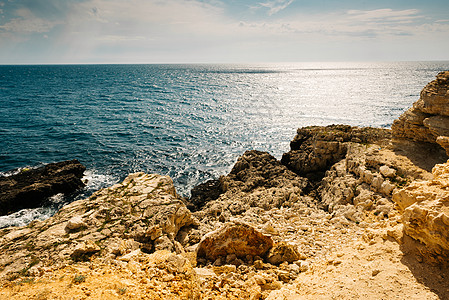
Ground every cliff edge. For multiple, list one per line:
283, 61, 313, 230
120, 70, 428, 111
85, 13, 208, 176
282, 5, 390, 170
392, 71, 449, 154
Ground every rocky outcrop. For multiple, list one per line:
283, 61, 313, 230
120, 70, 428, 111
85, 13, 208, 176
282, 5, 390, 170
281, 125, 390, 178
0, 160, 86, 216
194, 150, 309, 229
223, 150, 308, 194
392, 71, 449, 154
392, 161, 449, 258
0, 172, 198, 277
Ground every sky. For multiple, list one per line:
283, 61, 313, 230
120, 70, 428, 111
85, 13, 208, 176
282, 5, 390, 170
0, 0, 448, 64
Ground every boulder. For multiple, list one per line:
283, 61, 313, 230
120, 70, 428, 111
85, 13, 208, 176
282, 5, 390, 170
70, 240, 101, 261
65, 216, 87, 231
196, 150, 309, 223
0, 160, 86, 215
196, 222, 273, 261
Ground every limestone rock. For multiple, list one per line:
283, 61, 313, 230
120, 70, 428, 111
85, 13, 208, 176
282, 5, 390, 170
392, 160, 449, 256
437, 136, 449, 154
281, 125, 390, 177
0, 172, 197, 277
266, 242, 303, 265
391, 107, 434, 143
224, 150, 308, 194
71, 240, 100, 260
379, 165, 396, 178
415, 71, 449, 116
196, 222, 273, 261
0, 160, 86, 215
392, 71, 449, 155
195, 150, 309, 228
66, 216, 87, 231
423, 115, 449, 137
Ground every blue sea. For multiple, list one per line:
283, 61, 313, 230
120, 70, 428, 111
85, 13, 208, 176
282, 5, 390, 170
1, 62, 449, 227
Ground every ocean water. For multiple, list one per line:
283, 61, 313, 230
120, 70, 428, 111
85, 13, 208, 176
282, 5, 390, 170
1, 61, 449, 227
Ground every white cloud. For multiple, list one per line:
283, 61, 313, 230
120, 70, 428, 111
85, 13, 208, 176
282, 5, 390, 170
236, 8, 433, 39
0, 8, 59, 33
346, 9, 422, 25
0, 1, 448, 63
259, 0, 294, 16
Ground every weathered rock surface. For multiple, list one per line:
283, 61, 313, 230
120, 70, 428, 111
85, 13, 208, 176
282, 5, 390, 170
415, 71, 449, 116
281, 125, 391, 178
392, 160, 449, 257
196, 222, 273, 262
193, 150, 310, 237
393, 71, 449, 154
1, 249, 201, 299
266, 242, 302, 265
224, 150, 308, 194
0, 172, 197, 277
0, 160, 86, 215
188, 179, 223, 211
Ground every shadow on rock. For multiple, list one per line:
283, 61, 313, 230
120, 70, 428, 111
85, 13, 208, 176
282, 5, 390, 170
392, 139, 448, 173
399, 235, 449, 300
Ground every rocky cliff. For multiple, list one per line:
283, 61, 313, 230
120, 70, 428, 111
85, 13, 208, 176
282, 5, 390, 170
392, 71, 449, 154
1, 74, 449, 299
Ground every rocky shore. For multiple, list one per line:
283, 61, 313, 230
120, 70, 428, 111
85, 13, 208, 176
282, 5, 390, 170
1, 72, 449, 299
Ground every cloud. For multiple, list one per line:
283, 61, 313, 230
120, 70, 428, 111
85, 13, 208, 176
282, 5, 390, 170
259, 0, 294, 16
346, 9, 422, 24
0, 1, 448, 63
236, 8, 434, 39
0, 8, 59, 33
97, 35, 147, 42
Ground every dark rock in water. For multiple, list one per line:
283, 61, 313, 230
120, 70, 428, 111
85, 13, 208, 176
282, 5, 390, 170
281, 125, 390, 178
189, 179, 223, 211
0, 160, 86, 216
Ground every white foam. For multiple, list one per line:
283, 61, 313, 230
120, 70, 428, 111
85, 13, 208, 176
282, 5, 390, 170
81, 170, 118, 195
0, 169, 119, 229
0, 164, 44, 177
0, 206, 56, 228
49, 193, 65, 204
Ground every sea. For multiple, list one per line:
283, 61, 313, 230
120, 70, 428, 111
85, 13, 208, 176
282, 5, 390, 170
1, 61, 449, 228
